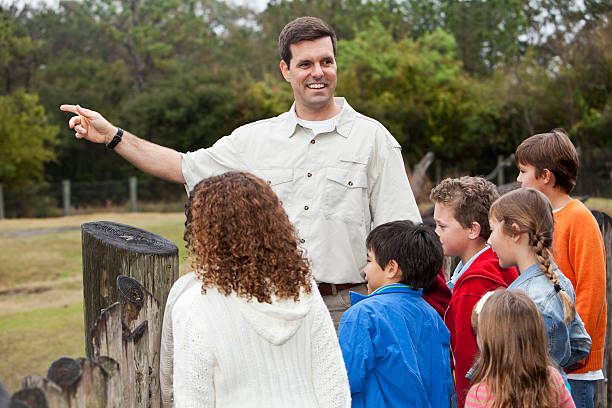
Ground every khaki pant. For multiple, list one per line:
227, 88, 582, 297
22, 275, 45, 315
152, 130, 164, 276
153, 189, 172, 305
321, 283, 368, 331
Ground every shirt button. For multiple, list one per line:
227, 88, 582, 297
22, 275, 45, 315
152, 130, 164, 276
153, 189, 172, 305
299, 238, 305, 243
310, 139, 315, 144
348, 181, 353, 186
304, 205, 309, 211
307, 172, 312, 177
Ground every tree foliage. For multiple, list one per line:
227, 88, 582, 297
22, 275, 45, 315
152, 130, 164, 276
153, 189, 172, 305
0, 91, 58, 187
0, 0, 610, 188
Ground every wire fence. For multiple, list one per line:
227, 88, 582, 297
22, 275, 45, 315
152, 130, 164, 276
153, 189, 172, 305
0, 149, 610, 219
1, 178, 187, 218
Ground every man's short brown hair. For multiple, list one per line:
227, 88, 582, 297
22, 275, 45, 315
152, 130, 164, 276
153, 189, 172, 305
515, 128, 578, 194
278, 16, 337, 67
430, 176, 499, 240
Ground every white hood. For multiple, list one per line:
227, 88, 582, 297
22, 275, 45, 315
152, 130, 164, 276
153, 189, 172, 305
231, 286, 314, 345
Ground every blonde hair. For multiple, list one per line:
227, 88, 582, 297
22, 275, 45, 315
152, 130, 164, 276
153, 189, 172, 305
489, 188, 575, 324
471, 290, 558, 408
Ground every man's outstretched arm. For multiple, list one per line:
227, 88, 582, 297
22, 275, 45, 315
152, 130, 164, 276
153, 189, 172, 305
60, 104, 185, 184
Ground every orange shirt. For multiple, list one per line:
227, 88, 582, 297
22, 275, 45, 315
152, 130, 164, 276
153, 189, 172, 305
553, 199, 607, 373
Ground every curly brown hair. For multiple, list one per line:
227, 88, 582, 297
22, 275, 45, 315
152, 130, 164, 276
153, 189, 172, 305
184, 171, 312, 303
429, 176, 499, 240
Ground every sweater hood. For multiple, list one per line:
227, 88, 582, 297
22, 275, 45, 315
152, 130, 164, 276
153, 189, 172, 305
453, 247, 518, 292
231, 285, 314, 345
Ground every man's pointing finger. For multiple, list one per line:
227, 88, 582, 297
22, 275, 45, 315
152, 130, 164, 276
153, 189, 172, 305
59, 104, 78, 113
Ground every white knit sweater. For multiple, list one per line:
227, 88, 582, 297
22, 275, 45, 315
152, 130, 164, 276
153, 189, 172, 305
160, 272, 351, 408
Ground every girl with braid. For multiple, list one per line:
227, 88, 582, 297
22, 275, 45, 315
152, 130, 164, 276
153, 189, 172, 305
487, 187, 591, 380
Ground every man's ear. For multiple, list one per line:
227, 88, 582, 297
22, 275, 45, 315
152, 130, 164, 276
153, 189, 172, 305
280, 60, 291, 82
468, 221, 482, 240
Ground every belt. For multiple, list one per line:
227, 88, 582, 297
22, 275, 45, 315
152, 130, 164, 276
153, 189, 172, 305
317, 282, 364, 297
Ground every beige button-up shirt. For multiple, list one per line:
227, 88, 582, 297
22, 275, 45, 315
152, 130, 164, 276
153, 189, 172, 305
181, 98, 421, 284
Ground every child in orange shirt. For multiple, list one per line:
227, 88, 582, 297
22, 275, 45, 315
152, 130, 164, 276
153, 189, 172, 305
515, 128, 606, 408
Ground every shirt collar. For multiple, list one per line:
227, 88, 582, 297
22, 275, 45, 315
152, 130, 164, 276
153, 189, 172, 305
349, 283, 422, 306
510, 259, 559, 285
281, 97, 355, 138
447, 245, 490, 292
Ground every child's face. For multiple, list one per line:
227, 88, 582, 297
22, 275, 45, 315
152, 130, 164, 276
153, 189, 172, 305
517, 163, 545, 191
487, 217, 517, 268
433, 203, 471, 258
363, 249, 386, 294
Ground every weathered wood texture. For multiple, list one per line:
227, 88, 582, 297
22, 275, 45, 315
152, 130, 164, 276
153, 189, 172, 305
12, 276, 165, 407
9, 221, 179, 407
81, 221, 178, 358
593, 210, 611, 408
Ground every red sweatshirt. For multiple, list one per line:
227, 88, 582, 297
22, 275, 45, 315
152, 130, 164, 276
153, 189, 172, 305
423, 269, 452, 320
444, 247, 518, 408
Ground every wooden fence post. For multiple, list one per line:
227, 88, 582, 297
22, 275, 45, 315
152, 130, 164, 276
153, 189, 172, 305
497, 155, 504, 186
11, 223, 179, 407
81, 221, 179, 359
62, 180, 71, 216
129, 177, 137, 213
593, 210, 611, 408
0, 184, 4, 219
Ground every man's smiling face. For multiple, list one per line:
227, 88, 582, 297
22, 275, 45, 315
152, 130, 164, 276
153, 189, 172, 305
280, 36, 337, 118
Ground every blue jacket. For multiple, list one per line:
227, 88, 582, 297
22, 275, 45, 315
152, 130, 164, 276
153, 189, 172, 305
508, 262, 591, 370
338, 284, 453, 408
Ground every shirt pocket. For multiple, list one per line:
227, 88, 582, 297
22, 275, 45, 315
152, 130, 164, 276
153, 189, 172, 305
253, 169, 294, 205
323, 166, 368, 224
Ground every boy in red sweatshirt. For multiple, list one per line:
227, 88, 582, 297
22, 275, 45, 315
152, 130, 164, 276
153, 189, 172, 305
430, 176, 518, 408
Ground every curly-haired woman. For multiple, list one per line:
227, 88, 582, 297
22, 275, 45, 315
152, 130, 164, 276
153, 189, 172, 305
160, 171, 350, 408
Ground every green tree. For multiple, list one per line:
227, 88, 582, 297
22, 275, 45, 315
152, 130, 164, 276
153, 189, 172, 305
0, 91, 58, 187
442, 0, 531, 75
337, 21, 502, 172
0, 7, 45, 93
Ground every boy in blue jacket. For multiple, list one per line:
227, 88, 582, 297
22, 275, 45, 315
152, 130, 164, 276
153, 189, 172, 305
339, 220, 453, 408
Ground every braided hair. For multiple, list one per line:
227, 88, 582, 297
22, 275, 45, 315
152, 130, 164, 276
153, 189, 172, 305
489, 188, 576, 324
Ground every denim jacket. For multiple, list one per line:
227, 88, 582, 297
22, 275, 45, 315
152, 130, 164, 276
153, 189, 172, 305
508, 262, 591, 369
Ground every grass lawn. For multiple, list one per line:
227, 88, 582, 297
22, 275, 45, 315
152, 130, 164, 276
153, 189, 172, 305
585, 196, 612, 214
0, 212, 190, 393
0, 302, 85, 391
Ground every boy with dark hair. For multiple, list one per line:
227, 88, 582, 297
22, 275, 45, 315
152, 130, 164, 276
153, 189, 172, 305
338, 220, 453, 408
430, 176, 518, 408
516, 128, 606, 408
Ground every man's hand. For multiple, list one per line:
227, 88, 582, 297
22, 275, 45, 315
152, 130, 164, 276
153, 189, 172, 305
59, 104, 117, 145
